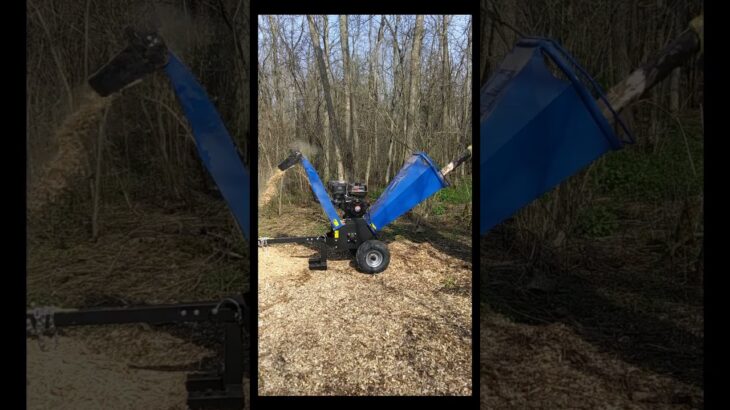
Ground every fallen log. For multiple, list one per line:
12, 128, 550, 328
602, 15, 703, 117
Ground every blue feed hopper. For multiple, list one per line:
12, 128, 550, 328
364, 152, 449, 232
480, 38, 632, 235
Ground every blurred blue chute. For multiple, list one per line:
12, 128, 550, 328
480, 38, 633, 235
165, 52, 250, 240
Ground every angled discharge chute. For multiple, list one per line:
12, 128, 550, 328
301, 156, 344, 230
89, 28, 251, 241
164, 53, 251, 240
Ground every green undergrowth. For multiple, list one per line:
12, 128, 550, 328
593, 111, 703, 201
570, 111, 704, 238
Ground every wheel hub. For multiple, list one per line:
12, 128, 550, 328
366, 250, 383, 268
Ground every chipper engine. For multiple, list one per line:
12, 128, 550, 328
259, 145, 472, 274
27, 26, 250, 409
327, 180, 369, 219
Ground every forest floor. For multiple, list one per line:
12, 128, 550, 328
480, 201, 704, 409
481, 110, 704, 409
257, 202, 473, 395
26, 199, 250, 410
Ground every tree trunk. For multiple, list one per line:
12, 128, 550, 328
441, 15, 451, 133
91, 107, 110, 240
462, 18, 473, 178
339, 15, 358, 178
268, 16, 284, 139
405, 15, 425, 160
370, 18, 385, 184
308, 15, 346, 180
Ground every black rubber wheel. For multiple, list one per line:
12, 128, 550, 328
355, 240, 390, 274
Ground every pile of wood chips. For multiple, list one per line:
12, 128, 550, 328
258, 239, 472, 396
27, 325, 212, 410
481, 312, 703, 409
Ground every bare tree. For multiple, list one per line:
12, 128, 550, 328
405, 15, 425, 161
308, 15, 346, 180
260, 15, 472, 204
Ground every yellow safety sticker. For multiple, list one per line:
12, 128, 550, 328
370, 222, 376, 230
333, 219, 340, 227
334, 230, 339, 239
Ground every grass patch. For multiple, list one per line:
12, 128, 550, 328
442, 275, 458, 290
199, 265, 246, 294
370, 176, 472, 206
436, 176, 472, 204
575, 205, 619, 238
593, 112, 703, 201
432, 203, 446, 216
370, 186, 385, 200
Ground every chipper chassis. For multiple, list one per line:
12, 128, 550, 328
260, 217, 388, 273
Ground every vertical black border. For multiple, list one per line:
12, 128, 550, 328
249, 0, 260, 404
250, 1, 478, 409
472, 2, 480, 406
19, 0, 29, 408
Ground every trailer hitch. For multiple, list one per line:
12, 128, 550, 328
259, 235, 330, 270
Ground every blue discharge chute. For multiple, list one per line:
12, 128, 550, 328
365, 152, 449, 232
480, 38, 633, 235
164, 52, 250, 240
300, 156, 344, 230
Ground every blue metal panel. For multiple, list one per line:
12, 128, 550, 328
300, 156, 344, 230
164, 52, 250, 240
365, 152, 448, 232
480, 38, 632, 235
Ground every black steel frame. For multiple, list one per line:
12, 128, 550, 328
26, 293, 250, 409
259, 217, 377, 270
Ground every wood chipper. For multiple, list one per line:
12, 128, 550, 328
27, 27, 250, 409
480, 37, 634, 235
259, 146, 472, 274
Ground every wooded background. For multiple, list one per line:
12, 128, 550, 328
481, 0, 704, 278
27, 0, 249, 239
258, 15, 472, 204
27, 0, 251, 304
480, 3, 704, 406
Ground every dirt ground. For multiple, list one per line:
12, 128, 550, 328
257, 204, 473, 396
27, 202, 250, 409
27, 326, 209, 410
480, 212, 704, 409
